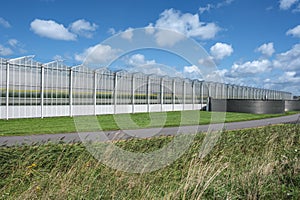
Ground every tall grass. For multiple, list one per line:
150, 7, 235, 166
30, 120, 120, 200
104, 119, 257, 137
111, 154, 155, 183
1, 124, 299, 199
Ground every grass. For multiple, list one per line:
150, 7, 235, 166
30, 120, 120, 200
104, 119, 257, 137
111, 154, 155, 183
0, 111, 298, 136
0, 124, 299, 199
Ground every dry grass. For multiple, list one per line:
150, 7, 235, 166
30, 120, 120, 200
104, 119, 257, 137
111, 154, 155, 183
0, 124, 299, 199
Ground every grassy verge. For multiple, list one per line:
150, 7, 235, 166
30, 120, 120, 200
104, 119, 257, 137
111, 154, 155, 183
0, 124, 299, 199
0, 111, 298, 136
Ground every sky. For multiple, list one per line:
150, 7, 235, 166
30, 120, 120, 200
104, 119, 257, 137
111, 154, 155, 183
0, 0, 300, 95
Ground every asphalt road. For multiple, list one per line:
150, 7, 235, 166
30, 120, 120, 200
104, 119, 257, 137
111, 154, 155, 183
1, 113, 299, 147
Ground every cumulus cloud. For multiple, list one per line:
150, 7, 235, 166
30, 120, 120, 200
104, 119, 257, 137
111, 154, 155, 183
30, 18, 98, 40
273, 43, 300, 71
279, 0, 298, 10
122, 54, 183, 77
127, 54, 155, 66
30, 19, 77, 41
183, 65, 203, 80
198, 57, 215, 67
145, 23, 155, 35
121, 28, 134, 40
154, 29, 185, 47
110, 8, 221, 47
155, 9, 220, 40
0, 17, 11, 28
286, 25, 300, 37
75, 44, 122, 65
256, 42, 275, 57
69, 19, 98, 38
229, 59, 272, 77
210, 42, 233, 60
205, 69, 228, 82
183, 65, 201, 74
147, 8, 221, 47
0, 44, 13, 56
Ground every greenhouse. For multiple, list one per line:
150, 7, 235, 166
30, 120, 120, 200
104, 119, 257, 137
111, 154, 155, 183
0, 56, 293, 119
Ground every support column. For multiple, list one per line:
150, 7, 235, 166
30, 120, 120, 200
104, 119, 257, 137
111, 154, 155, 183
160, 77, 164, 112
40, 64, 44, 118
183, 80, 186, 111
6, 62, 9, 120
201, 82, 204, 110
147, 76, 150, 112
192, 81, 195, 110
131, 74, 135, 113
172, 79, 175, 111
93, 71, 97, 116
113, 72, 118, 114
69, 69, 73, 117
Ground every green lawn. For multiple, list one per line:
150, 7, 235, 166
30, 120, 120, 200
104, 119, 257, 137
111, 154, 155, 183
0, 111, 297, 136
1, 124, 299, 199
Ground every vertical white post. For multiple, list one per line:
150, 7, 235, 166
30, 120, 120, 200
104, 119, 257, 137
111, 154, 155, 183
172, 79, 175, 111
201, 82, 204, 109
41, 64, 44, 118
183, 80, 185, 111
6, 62, 9, 120
147, 76, 150, 112
114, 72, 118, 114
215, 83, 218, 99
160, 77, 164, 112
93, 71, 97, 116
69, 69, 73, 117
131, 74, 135, 113
192, 81, 195, 110
227, 85, 230, 99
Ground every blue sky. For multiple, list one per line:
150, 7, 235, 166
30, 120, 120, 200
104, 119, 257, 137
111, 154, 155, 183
0, 0, 300, 95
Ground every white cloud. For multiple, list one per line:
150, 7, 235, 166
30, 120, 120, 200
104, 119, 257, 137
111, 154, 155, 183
0, 44, 13, 56
205, 69, 228, 82
210, 42, 233, 60
199, 0, 234, 13
155, 9, 220, 40
183, 65, 201, 74
108, 28, 116, 35
198, 56, 216, 67
286, 25, 300, 37
273, 43, 300, 71
279, 71, 300, 83
256, 42, 275, 57
0, 17, 11, 28
8, 39, 18, 47
154, 29, 185, 47
229, 59, 272, 77
183, 65, 204, 80
75, 44, 122, 65
199, 4, 214, 14
127, 54, 156, 66
69, 19, 98, 38
279, 0, 298, 10
121, 27, 134, 40
53, 55, 64, 61
123, 54, 183, 77
30, 19, 77, 41
145, 23, 155, 35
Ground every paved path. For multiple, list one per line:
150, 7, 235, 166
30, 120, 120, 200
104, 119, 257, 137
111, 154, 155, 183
1, 113, 299, 147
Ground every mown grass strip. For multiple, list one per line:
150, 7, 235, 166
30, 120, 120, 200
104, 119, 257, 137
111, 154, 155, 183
0, 111, 297, 136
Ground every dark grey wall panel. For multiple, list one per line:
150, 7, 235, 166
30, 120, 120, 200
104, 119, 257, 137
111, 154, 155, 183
210, 99, 285, 114
285, 100, 300, 111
